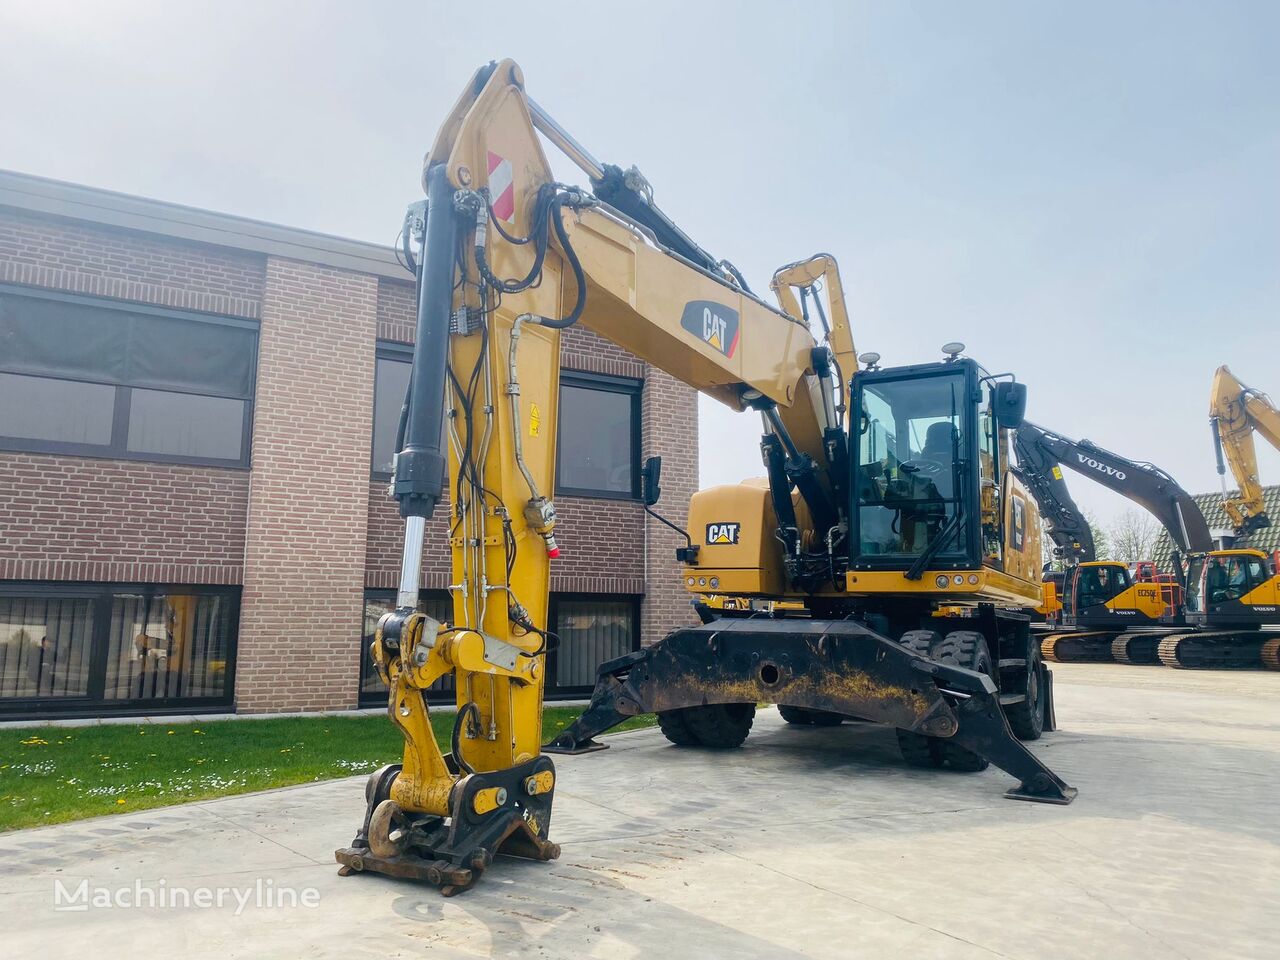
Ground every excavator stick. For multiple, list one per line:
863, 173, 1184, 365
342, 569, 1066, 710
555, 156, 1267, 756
546, 618, 1076, 805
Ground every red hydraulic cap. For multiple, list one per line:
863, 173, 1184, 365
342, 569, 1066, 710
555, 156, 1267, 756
547, 546, 561, 559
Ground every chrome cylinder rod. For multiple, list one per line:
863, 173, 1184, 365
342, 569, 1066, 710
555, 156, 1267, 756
397, 515, 426, 609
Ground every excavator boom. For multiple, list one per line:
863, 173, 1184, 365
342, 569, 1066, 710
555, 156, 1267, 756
1015, 421, 1214, 556
1210, 365, 1280, 535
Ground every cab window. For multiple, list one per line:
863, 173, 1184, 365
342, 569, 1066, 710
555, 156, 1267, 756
855, 371, 967, 559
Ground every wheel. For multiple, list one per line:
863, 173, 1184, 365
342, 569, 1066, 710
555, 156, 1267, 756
656, 708, 700, 746
895, 728, 943, 767
932, 631, 991, 772
895, 630, 944, 766
778, 705, 844, 726
679, 703, 756, 748
898, 629, 943, 658
1004, 634, 1045, 742
368, 799, 409, 859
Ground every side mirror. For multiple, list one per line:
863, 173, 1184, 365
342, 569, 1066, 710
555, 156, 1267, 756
994, 381, 1027, 429
641, 456, 662, 507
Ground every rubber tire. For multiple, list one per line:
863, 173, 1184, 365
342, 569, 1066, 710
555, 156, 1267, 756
932, 631, 991, 772
936, 630, 993, 770
661, 704, 755, 748
656, 708, 700, 746
1004, 635, 1045, 742
895, 630, 945, 767
778, 704, 844, 726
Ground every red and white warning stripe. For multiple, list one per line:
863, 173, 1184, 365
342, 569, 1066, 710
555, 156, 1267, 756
487, 150, 515, 224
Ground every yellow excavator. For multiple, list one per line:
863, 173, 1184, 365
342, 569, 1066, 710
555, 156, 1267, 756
334, 60, 1074, 896
1210, 365, 1279, 536
1170, 365, 1280, 669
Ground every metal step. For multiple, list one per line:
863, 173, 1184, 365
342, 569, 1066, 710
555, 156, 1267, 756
998, 658, 1027, 669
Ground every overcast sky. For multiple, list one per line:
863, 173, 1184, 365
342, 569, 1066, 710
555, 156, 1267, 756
3, 1, 1277, 530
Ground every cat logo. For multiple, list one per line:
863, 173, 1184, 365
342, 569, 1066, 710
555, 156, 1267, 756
706, 522, 741, 545
680, 301, 741, 358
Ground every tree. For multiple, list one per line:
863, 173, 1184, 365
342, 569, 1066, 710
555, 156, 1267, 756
1084, 510, 1112, 561
1109, 508, 1159, 563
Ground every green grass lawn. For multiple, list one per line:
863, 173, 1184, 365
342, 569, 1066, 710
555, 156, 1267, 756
0, 706, 655, 832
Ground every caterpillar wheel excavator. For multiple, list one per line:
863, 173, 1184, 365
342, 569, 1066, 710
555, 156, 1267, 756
334, 60, 1075, 897
1014, 421, 1280, 669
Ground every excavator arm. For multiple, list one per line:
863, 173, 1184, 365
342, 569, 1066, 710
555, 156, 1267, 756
1014, 421, 1214, 557
1010, 430, 1096, 563
1210, 365, 1280, 535
335, 60, 853, 893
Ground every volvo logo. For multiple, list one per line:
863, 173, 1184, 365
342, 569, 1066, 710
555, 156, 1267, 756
1076, 454, 1126, 480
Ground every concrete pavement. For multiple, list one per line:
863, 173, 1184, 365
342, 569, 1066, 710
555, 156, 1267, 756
2, 664, 1277, 959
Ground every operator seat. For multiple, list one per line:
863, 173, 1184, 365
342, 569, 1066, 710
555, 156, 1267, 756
921, 421, 958, 498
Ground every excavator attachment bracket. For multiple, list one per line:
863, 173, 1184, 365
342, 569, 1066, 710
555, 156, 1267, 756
336, 755, 560, 896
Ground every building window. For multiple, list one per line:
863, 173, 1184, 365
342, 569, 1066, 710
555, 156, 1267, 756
360, 590, 453, 705
0, 583, 239, 717
556, 371, 641, 499
0, 286, 256, 467
359, 592, 639, 703
548, 595, 640, 693
371, 346, 413, 477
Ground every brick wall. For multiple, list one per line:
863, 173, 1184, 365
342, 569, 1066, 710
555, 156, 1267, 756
0, 454, 248, 584
0, 209, 264, 318
0, 200, 700, 717
0, 210, 262, 588
234, 258, 376, 713
642, 368, 700, 645
375, 277, 416, 343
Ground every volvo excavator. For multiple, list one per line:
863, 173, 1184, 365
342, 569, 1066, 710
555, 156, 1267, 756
1014, 422, 1280, 669
334, 60, 1075, 896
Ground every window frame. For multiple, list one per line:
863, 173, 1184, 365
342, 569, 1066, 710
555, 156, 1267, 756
849, 361, 982, 572
0, 285, 257, 469
0, 581, 240, 719
554, 370, 643, 501
359, 590, 641, 704
359, 588, 454, 706
370, 341, 415, 480
546, 593, 642, 697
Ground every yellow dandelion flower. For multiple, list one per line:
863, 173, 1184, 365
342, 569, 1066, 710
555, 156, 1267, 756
116, 798, 127, 805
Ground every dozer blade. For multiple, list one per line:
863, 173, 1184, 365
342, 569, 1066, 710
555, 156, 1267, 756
546, 618, 1076, 805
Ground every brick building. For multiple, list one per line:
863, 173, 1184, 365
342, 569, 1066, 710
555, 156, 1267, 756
0, 170, 698, 719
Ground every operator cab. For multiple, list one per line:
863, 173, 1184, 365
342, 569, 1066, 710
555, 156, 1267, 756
1069, 561, 1130, 613
850, 353, 1023, 573
1185, 550, 1277, 626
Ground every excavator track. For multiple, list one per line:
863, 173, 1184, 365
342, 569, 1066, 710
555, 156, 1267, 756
1261, 637, 1280, 671
1110, 632, 1165, 665
1156, 632, 1266, 669
1041, 631, 1115, 663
